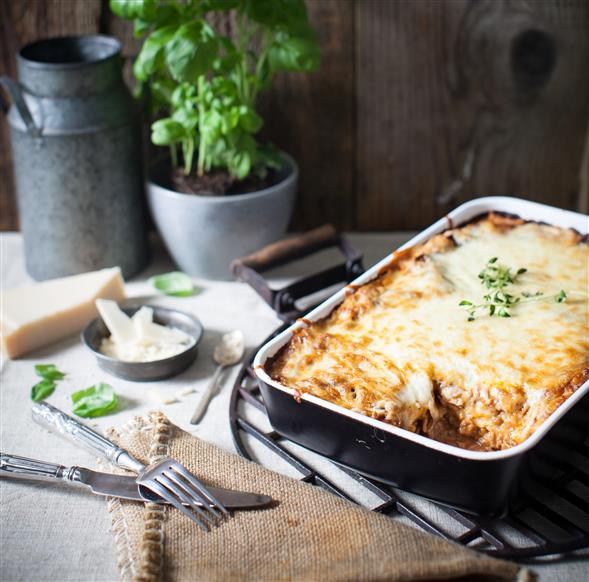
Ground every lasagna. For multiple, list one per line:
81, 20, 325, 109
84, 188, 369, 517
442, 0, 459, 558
267, 213, 589, 451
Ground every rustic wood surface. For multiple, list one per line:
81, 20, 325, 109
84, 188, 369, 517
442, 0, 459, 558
1, 0, 588, 232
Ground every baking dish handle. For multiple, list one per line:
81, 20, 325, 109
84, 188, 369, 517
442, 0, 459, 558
231, 224, 364, 321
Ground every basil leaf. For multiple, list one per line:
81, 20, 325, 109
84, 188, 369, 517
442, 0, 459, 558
268, 34, 320, 72
151, 118, 186, 146
228, 150, 252, 180
31, 379, 56, 402
149, 272, 195, 297
134, 18, 152, 38
245, 0, 308, 29
35, 364, 66, 381
202, 0, 241, 11
110, 0, 156, 20
239, 107, 263, 133
133, 25, 177, 81
256, 144, 283, 172
71, 383, 119, 418
165, 21, 219, 82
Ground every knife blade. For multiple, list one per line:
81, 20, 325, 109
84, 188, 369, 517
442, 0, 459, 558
75, 467, 272, 508
0, 452, 273, 510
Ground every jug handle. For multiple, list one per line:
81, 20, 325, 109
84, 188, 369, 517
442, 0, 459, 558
0, 76, 42, 138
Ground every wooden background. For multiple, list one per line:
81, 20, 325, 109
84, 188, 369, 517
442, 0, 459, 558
1, 0, 588, 232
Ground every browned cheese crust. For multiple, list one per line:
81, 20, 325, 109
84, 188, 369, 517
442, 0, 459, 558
267, 213, 589, 451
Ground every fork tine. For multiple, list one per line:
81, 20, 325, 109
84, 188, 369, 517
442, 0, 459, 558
148, 479, 209, 531
165, 468, 224, 521
158, 473, 218, 526
172, 463, 230, 515
162, 469, 222, 523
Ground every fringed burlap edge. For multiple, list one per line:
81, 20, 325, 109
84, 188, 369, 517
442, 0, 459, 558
102, 412, 171, 582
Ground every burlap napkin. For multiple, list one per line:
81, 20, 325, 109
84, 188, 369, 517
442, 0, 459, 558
103, 412, 532, 582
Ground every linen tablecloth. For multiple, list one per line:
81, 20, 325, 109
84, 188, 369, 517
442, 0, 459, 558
1, 232, 586, 581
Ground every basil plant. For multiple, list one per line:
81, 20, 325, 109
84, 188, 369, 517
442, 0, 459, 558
110, 0, 320, 181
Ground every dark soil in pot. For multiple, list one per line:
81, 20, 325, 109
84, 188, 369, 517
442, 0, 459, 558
171, 167, 280, 196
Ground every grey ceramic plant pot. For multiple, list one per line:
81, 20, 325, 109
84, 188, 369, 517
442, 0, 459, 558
147, 154, 298, 280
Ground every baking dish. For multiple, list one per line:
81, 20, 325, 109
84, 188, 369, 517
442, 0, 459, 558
251, 197, 589, 515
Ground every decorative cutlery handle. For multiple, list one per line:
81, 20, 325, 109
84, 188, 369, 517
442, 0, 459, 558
31, 401, 144, 473
0, 452, 74, 482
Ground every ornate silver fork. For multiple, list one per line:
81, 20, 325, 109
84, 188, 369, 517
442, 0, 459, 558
31, 401, 228, 530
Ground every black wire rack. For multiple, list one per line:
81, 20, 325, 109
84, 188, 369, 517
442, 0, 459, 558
229, 327, 589, 562
229, 228, 588, 563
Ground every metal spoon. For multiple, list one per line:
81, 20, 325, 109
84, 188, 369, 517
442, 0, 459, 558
190, 330, 245, 424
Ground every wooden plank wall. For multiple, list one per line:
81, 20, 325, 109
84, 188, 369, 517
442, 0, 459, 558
1, 0, 588, 232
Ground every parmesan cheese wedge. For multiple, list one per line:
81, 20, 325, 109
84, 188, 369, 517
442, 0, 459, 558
1, 267, 125, 359
97, 300, 192, 362
96, 298, 135, 344
130, 305, 188, 344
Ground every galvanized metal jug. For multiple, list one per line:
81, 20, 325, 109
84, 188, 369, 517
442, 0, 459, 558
1, 35, 149, 280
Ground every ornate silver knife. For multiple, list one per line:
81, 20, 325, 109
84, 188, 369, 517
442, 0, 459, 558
0, 453, 273, 509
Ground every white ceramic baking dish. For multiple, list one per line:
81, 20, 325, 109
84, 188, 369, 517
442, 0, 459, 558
252, 197, 589, 514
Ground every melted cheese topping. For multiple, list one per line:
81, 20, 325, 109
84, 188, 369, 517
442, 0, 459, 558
268, 214, 589, 451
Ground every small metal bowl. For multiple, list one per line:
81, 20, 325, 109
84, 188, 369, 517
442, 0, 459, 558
82, 305, 203, 382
